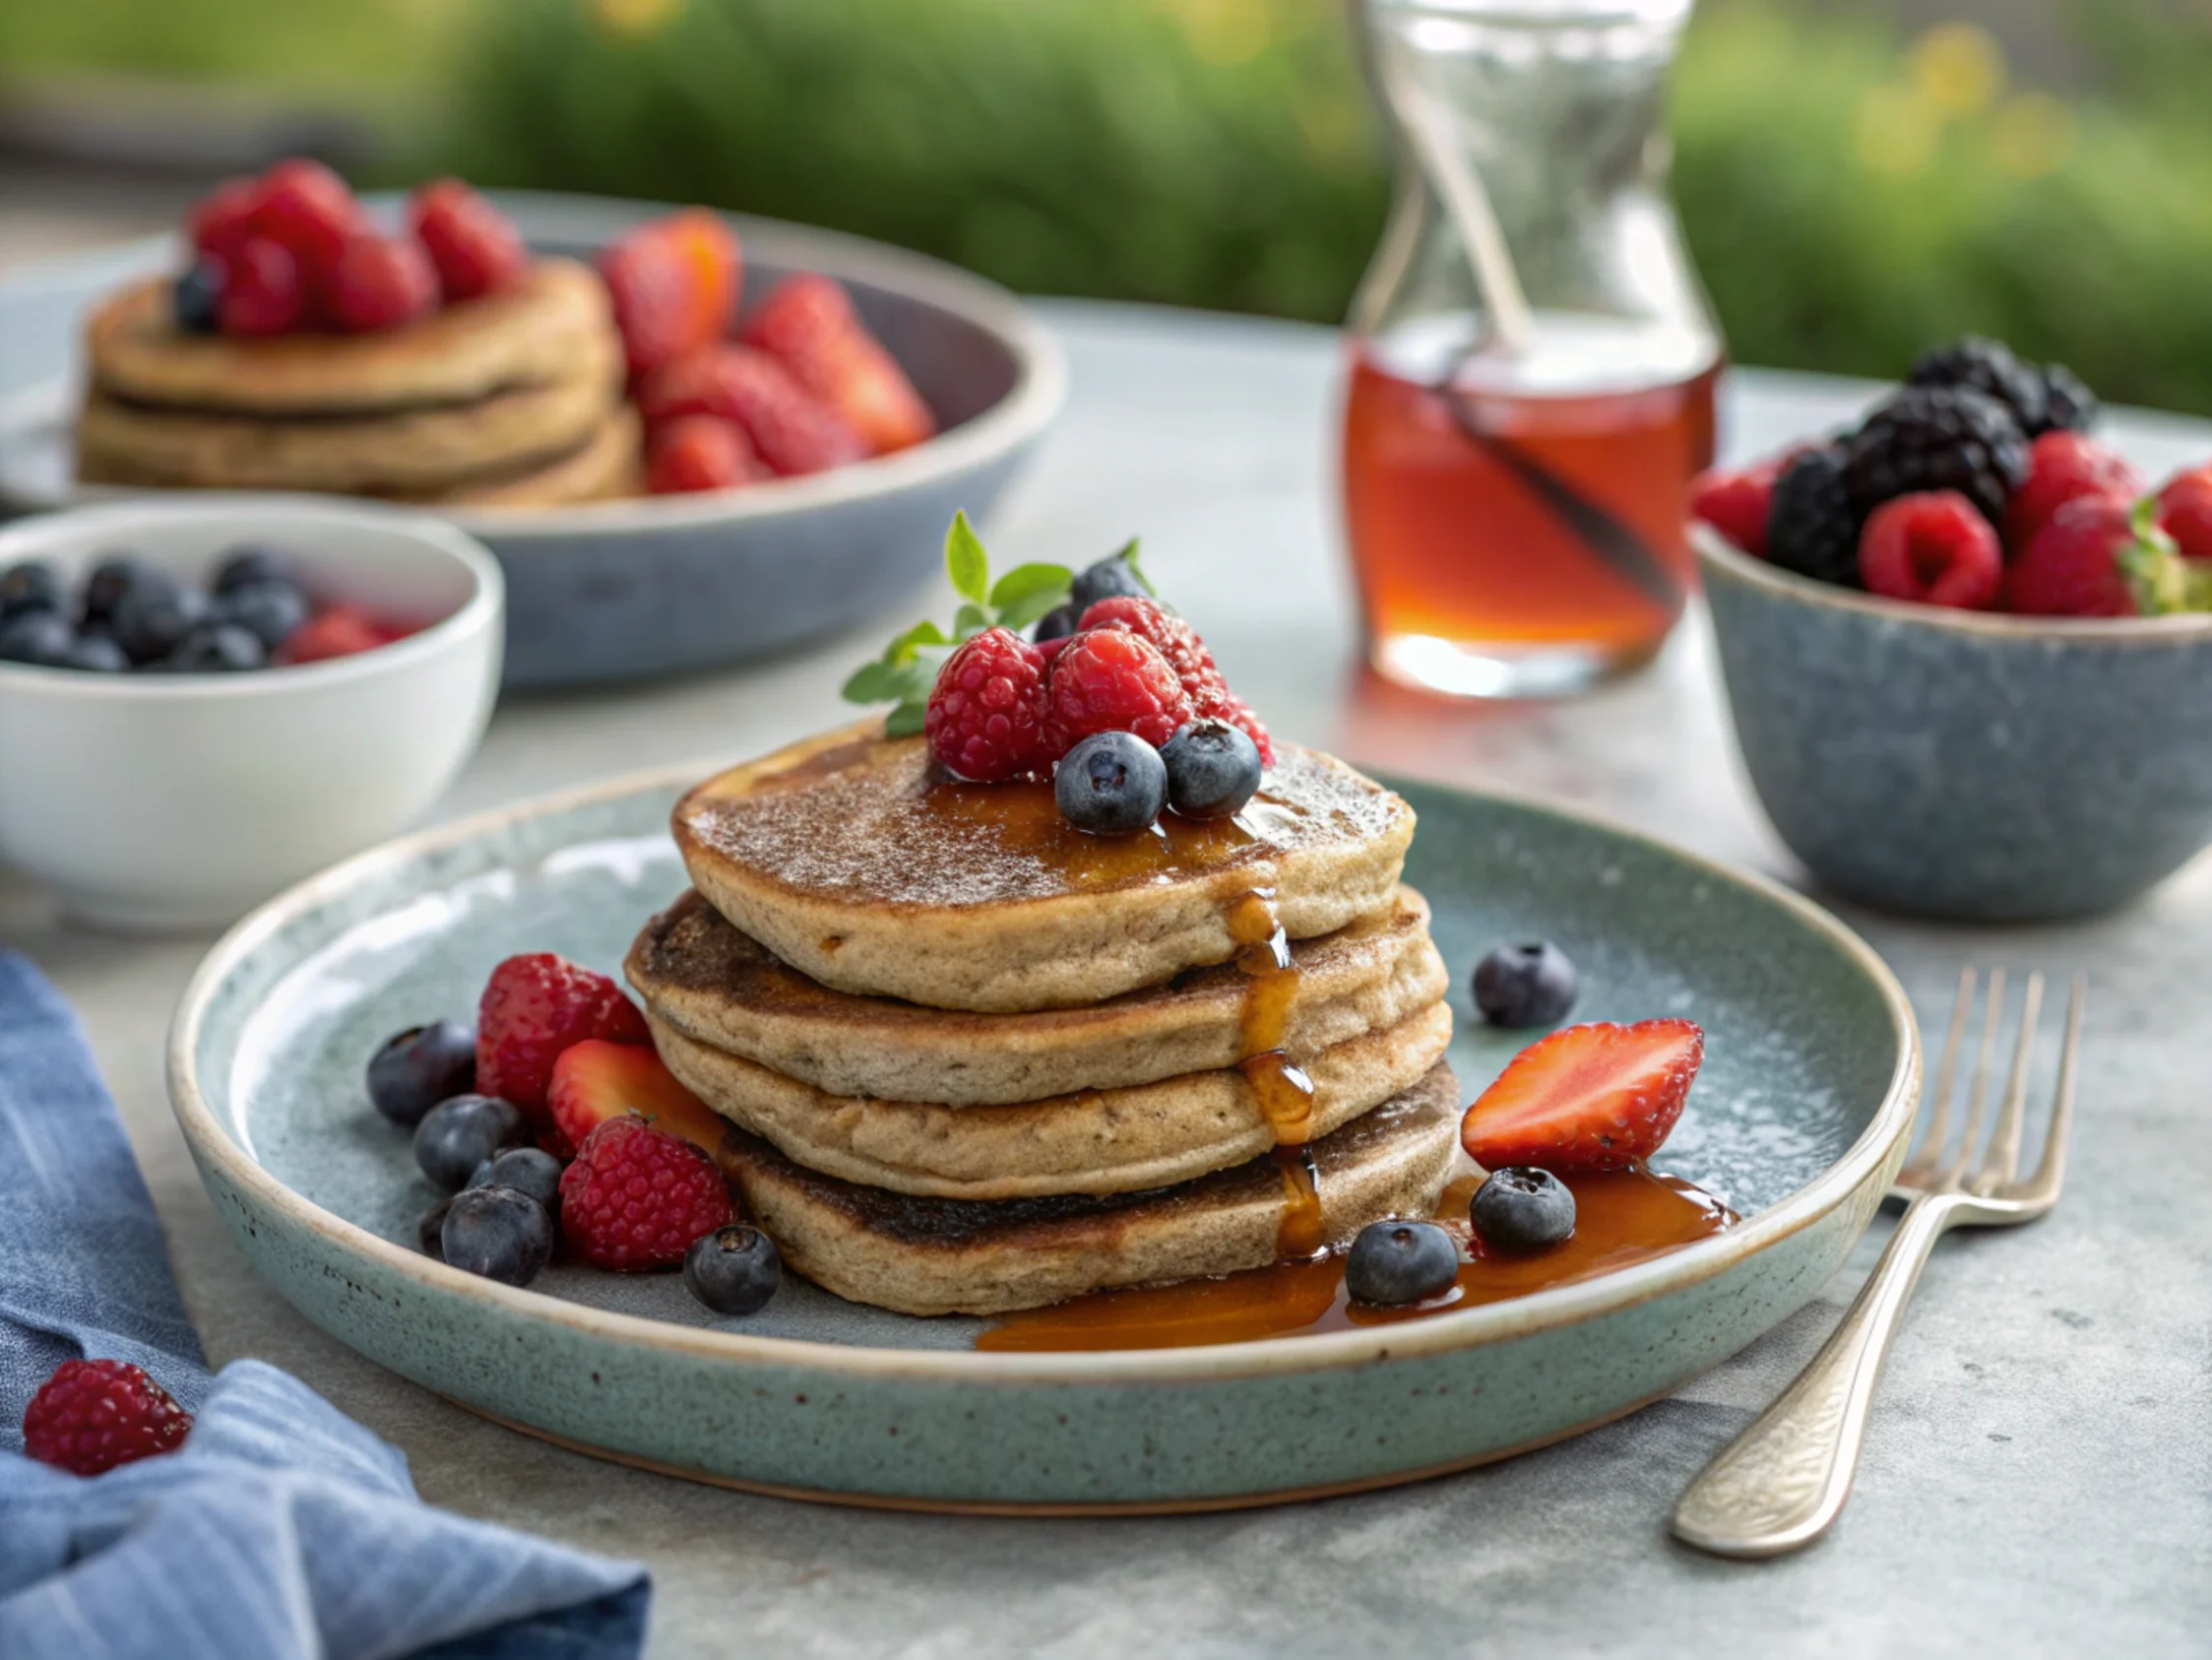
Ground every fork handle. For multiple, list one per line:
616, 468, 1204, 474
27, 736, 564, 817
1672, 1191, 1965, 1558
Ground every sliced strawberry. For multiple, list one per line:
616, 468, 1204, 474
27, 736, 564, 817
739, 273, 935, 456
476, 953, 650, 1126
548, 1040, 729, 1163
1461, 1019, 1704, 1174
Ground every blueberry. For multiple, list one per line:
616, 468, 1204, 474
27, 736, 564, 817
218, 581, 310, 651
212, 544, 291, 596
113, 580, 209, 665
173, 259, 224, 334
412, 1093, 529, 1191
1344, 1219, 1460, 1307
1472, 941, 1578, 1028
683, 1224, 782, 1315
81, 555, 156, 627
1160, 719, 1262, 819
0, 610, 74, 667
62, 632, 131, 673
1068, 548, 1146, 611
1054, 730, 1168, 835
366, 1019, 478, 1127
467, 1146, 563, 1214
1470, 1167, 1576, 1253
440, 1185, 554, 1287
418, 1197, 454, 1259
0, 560, 61, 621
1032, 603, 1079, 643
164, 621, 266, 673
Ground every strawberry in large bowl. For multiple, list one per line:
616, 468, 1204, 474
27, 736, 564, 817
1691, 338, 2212, 920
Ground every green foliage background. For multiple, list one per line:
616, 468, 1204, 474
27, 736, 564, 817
9, 0, 2212, 413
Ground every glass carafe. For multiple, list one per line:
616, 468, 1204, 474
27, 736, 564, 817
1341, 0, 1721, 698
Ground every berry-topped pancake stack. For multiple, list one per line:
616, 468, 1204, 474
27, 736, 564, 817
622, 522, 1463, 1315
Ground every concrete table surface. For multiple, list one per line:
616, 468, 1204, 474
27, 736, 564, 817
3, 302, 2207, 1657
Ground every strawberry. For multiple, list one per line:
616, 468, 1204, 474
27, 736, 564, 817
475, 952, 650, 1125
2155, 467, 2212, 563
548, 1039, 729, 1164
1460, 1019, 1704, 1174
2004, 496, 2142, 617
2001, 431, 2144, 553
276, 604, 389, 665
739, 273, 935, 456
599, 210, 741, 381
635, 344, 862, 477
645, 413, 769, 494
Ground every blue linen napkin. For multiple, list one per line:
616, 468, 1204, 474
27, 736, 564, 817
0, 948, 652, 1660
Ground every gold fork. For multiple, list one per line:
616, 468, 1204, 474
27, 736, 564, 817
1672, 969, 2084, 1559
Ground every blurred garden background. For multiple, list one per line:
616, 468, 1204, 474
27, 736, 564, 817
4, 0, 2210, 410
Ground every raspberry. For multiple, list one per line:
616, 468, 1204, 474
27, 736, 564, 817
1076, 595, 1227, 704
251, 158, 363, 279
1207, 692, 1273, 765
323, 233, 438, 333
408, 179, 528, 302
218, 238, 307, 338
2156, 468, 2212, 562
1045, 625, 1194, 755
2004, 496, 2139, 617
23, 1359, 192, 1476
1689, 455, 1787, 557
1857, 491, 2002, 610
2002, 431, 2144, 552
636, 345, 862, 477
188, 176, 264, 267
477, 952, 651, 1124
559, 1116, 733, 1271
600, 210, 741, 381
275, 604, 390, 665
924, 625, 1051, 782
646, 414, 768, 494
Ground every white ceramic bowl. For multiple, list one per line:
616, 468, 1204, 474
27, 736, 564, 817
0, 498, 502, 931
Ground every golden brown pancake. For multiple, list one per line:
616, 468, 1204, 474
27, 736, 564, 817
649, 999, 1452, 1199
73, 331, 619, 492
81, 259, 615, 415
626, 886, 1449, 1105
673, 726, 1417, 1014
720, 1063, 1461, 1316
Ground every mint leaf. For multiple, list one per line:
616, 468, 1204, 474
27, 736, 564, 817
842, 658, 912, 704
945, 510, 989, 604
989, 562, 1071, 610
993, 587, 1070, 631
952, 602, 991, 638
884, 699, 928, 738
882, 619, 949, 664
1113, 537, 1155, 597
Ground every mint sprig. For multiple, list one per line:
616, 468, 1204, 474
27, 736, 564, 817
2118, 496, 2211, 616
841, 513, 1150, 736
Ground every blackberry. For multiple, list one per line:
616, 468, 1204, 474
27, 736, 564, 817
1907, 337, 2049, 437
1765, 447, 1862, 587
2040, 363, 2098, 434
1843, 387, 2028, 527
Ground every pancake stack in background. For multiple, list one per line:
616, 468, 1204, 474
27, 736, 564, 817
76, 259, 638, 507
625, 725, 1462, 1317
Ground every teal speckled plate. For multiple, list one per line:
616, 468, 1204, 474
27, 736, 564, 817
168, 766, 1918, 1513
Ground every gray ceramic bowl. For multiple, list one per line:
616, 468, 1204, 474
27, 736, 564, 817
1697, 523, 2212, 921
0, 192, 1067, 690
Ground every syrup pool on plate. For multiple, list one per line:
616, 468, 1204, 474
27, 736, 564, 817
1342, 311, 1720, 698
976, 1163, 1735, 1353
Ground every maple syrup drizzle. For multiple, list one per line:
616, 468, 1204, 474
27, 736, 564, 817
1224, 888, 1323, 1257
975, 1163, 1737, 1352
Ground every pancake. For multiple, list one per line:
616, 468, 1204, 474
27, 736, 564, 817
650, 998, 1452, 1199
82, 258, 616, 415
627, 886, 1449, 1105
673, 726, 1417, 1014
74, 330, 619, 492
720, 1062, 1461, 1316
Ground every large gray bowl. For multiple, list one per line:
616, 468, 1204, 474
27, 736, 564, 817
0, 192, 1066, 689
1698, 524, 2212, 921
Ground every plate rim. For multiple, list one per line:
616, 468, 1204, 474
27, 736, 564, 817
167, 755, 1921, 1385
0, 192, 1069, 541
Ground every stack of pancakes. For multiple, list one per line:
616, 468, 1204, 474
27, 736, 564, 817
626, 726, 1462, 1316
75, 259, 638, 506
